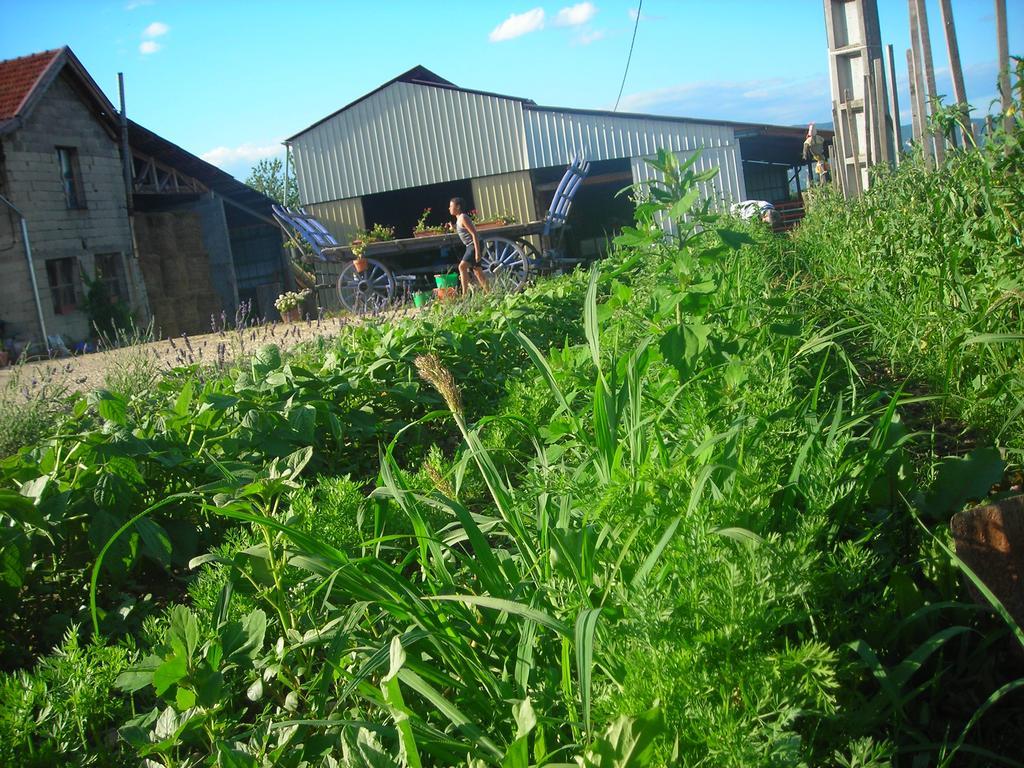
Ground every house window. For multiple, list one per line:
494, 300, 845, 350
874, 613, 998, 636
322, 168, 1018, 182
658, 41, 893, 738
94, 253, 127, 303
45, 257, 78, 314
56, 147, 86, 209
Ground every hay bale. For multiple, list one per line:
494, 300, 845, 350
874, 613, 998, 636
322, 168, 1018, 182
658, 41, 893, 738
186, 255, 213, 291
161, 257, 191, 296
172, 212, 205, 253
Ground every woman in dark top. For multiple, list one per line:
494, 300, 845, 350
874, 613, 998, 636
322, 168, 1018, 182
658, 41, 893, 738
449, 197, 488, 295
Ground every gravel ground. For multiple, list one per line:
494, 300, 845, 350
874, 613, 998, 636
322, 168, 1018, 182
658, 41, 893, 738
0, 314, 373, 399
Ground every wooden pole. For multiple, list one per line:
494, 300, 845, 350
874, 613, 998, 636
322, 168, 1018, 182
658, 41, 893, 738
832, 100, 849, 198
863, 72, 877, 167
907, 48, 922, 144
913, 0, 945, 163
887, 44, 904, 163
908, 1, 933, 168
872, 58, 892, 165
938, 0, 971, 145
844, 88, 864, 196
995, 0, 1011, 134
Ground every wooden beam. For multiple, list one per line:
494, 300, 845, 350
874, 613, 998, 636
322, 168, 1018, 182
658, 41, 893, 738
938, 0, 971, 145
995, 0, 1011, 134
831, 100, 848, 198
843, 89, 864, 196
873, 57, 891, 165
908, 0, 933, 168
913, 0, 945, 163
907, 48, 922, 144
887, 44, 904, 162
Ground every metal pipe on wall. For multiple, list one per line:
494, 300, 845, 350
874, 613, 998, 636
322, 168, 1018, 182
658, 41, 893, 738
0, 193, 50, 355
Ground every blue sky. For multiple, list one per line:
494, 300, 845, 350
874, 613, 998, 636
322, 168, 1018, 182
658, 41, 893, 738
1, 0, 1021, 179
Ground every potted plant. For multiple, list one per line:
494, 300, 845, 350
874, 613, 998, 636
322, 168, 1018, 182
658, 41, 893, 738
349, 239, 368, 272
350, 223, 396, 270
274, 289, 311, 322
471, 209, 516, 230
414, 208, 448, 238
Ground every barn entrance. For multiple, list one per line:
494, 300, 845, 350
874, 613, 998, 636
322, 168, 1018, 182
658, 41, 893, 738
361, 178, 475, 239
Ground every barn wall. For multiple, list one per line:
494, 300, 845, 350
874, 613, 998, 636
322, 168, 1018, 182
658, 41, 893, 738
470, 171, 537, 227
291, 82, 527, 204
303, 197, 365, 243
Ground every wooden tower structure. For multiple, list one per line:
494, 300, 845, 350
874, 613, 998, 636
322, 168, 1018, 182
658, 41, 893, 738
823, 0, 895, 197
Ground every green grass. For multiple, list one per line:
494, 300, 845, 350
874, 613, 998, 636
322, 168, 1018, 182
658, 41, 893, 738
1, 70, 1023, 766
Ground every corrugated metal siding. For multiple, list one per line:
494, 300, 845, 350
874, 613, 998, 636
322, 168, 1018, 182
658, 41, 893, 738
524, 108, 737, 168
630, 145, 746, 232
630, 147, 746, 208
304, 198, 365, 243
470, 171, 538, 225
292, 82, 527, 204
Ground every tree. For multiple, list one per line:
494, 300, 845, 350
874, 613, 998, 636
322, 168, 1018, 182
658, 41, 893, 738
245, 156, 299, 207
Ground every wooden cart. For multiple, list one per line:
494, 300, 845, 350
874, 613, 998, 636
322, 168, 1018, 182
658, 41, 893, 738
273, 156, 590, 313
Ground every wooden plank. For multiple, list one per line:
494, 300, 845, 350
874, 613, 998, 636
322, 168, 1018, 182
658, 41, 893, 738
876, 57, 892, 166
843, 90, 864, 196
913, 0, 945, 163
938, 0, 971, 145
863, 73, 876, 167
908, 0, 933, 168
995, 0, 1011, 134
887, 44, 904, 163
907, 48, 922, 144
831, 100, 848, 198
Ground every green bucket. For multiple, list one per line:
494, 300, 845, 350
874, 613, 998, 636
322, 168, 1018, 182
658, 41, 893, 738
434, 273, 459, 289
413, 290, 432, 308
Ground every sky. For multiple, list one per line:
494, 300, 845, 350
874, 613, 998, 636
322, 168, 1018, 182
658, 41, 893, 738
1, 0, 1021, 180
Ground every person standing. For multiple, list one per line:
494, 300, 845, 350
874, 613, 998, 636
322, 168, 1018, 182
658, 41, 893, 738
449, 197, 488, 295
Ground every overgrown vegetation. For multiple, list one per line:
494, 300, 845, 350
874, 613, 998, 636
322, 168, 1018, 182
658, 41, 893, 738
1, 65, 1022, 766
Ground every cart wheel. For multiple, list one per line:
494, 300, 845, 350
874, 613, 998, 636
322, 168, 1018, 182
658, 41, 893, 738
516, 238, 543, 275
336, 258, 395, 313
479, 235, 529, 289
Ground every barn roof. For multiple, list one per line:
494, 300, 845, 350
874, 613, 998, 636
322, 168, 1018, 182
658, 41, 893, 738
286, 65, 535, 142
128, 119, 278, 222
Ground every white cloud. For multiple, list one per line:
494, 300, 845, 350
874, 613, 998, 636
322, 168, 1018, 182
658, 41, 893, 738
575, 29, 606, 45
139, 41, 161, 54
617, 76, 833, 125
201, 142, 283, 169
143, 21, 169, 37
489, 8, 545, 42
555, 2, 597, 26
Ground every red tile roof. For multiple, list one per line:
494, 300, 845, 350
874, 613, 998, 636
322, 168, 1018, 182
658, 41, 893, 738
0, 48, 63, 121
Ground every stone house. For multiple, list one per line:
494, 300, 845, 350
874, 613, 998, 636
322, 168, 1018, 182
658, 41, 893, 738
0, 47, 144, 351
0, 47, 288, 355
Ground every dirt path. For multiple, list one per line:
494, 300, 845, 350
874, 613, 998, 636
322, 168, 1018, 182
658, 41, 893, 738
0, 314, 371, 398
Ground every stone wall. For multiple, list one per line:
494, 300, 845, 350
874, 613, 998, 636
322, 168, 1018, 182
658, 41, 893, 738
0, 71, 143, 350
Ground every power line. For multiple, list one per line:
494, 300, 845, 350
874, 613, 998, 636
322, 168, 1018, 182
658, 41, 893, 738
613, 0, 643, 112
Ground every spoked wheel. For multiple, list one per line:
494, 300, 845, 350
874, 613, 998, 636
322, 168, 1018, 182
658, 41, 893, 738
479, 236, 530, 289
336, 258, 395, 313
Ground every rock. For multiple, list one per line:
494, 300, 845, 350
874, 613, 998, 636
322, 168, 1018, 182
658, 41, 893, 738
950, 494, 1024, 630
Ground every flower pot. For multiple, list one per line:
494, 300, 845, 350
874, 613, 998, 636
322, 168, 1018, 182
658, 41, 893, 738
280, 307, 301, 323
353, 257, 369, 273
474, 221, 505, 230
415, 230, 445, 238
434, 286, 458, 301
413, 290, 432, 308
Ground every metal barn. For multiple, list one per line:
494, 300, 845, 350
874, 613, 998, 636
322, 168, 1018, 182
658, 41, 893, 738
287, 66, 822, 261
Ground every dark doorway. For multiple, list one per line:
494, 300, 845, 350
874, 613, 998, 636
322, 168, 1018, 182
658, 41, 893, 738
361, 178, 475, 239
